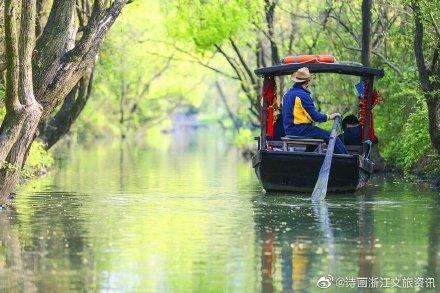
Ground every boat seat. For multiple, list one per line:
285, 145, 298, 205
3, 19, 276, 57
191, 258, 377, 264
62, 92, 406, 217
346, 145, 363, 154
281, 136, 325, 153
267, 141, 284, 148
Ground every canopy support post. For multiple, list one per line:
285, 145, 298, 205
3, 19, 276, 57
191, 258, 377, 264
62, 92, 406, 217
260, 97, 267, 150
362, 76, 374, 155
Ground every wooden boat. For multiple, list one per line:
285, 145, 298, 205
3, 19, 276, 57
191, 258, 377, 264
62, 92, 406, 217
252, 61, 384, 193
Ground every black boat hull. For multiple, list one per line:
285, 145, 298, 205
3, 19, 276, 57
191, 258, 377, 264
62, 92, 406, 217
252, 151, 372, 193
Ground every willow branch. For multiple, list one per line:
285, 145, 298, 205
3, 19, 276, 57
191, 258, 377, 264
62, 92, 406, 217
229, 38, 257, 85
346, 45, 403, 76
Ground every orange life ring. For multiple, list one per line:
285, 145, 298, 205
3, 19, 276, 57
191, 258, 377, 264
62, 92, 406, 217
282, 54, 336, 64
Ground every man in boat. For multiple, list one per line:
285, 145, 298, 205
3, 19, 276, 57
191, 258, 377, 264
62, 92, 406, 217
282, 67, 347, 154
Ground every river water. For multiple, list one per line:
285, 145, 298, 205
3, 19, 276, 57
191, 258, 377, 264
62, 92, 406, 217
1, 129, 439, 292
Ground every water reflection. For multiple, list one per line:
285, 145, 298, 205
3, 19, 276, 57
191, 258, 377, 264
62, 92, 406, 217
0, 128, 439, 291
254, 196, 331, 291
427, 196, 440, 280
311, 202, 336, 276
0, 210, 36, 292
0, 192, 98, 291
357, 195, 375, 281
253, 187, 440, 291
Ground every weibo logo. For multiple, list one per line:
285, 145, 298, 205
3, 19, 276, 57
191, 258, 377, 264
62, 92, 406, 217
316, 275, 333, 289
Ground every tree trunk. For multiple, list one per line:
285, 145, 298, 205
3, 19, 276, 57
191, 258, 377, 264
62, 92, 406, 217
33, 0, 77, 99
0, 0, 129, 203
40, 65, 94, 149
0, 111, 27, 164
0, 0, 24, 165
0, 104, 42, 204
264, 0, 284, 97
412, 1, 440, 154
427, 97, 440, 153
0, 0, 43, 205
119, 70, 126, 139
361, 0, 372, 66
264, 0, 280, 66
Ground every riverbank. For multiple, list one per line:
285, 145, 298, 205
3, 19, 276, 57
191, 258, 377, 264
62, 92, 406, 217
22, 141, 54, 178
0, 141, 54, 208
382, 149, 440, 188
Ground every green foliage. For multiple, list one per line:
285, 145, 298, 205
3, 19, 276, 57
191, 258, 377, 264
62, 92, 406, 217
399, 107, 431, 170
75, 110, 117, 142
1, 162, 19, 172
373, 67, 439, 175
234, 128, 255, 149
165, 0, 261, 50
382, 102, 431, 171
75, 0, 216, 142
0, 105, 5, 121
0, 141, 53, 180
22, 141, 54, 178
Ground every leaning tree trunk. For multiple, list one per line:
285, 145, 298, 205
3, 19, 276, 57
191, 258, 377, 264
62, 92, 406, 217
40, 64, 94, 149
0, 0, 23, 165
0, 0, 43, 205
0, 112, 27, 164
0, 105, 42, 199
0, 0, 129, 205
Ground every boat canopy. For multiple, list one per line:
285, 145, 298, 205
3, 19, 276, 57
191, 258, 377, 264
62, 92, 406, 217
255, 63, 384, 78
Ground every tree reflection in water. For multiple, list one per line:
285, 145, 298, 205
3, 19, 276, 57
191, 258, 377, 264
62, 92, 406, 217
0, 193, 97, 292
0, 210, 36, 292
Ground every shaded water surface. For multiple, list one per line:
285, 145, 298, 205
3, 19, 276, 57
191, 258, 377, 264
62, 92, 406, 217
1, 129, 439, 292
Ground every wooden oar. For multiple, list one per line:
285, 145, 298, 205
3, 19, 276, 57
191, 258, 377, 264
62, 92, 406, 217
311, 116, 341, 201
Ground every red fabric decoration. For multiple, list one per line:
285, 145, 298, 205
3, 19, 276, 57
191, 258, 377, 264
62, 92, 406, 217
358, 79, 380, 143
260, 76, 277, 140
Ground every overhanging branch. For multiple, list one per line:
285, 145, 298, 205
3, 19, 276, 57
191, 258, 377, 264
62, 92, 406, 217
346, 45, 403, 76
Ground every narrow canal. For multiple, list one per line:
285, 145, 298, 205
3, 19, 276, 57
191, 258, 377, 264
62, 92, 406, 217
1, 128, 439, 291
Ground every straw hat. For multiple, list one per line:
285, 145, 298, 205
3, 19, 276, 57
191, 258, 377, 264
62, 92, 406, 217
291, 67, 314, 83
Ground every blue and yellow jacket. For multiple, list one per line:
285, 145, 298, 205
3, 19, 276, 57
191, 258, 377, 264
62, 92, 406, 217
282, 84, 328, 135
